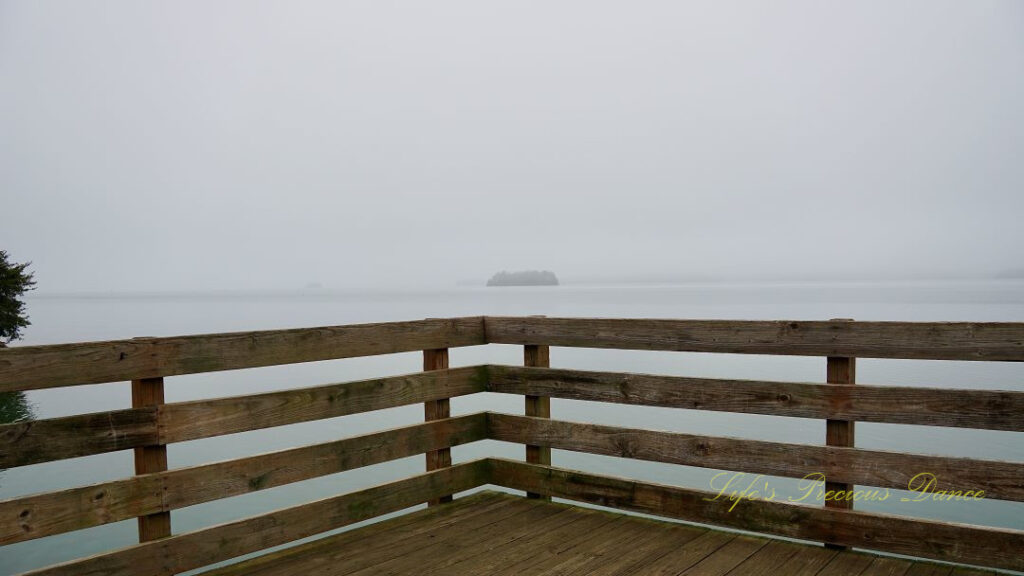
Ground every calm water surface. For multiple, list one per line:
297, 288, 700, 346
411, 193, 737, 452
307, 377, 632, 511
2, 281, 1023, 574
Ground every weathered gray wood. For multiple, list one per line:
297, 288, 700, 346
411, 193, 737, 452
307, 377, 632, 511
483, 317, 1024, 361
21, 460, 489, 576
0, 415, 487, 545
161, 365, 489, 443
0, 407, 158, 468
488, 459, 1024, 571
486, 414, 1024, 501
485, 366, 1024, 431
0, 317, 486, 392
131, 377, 170, 546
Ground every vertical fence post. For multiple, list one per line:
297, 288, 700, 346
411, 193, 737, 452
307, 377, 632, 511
825, 318, 855, 550
423, 348, 452, 506
131, 376, 171, 543
524, 343, 551, 500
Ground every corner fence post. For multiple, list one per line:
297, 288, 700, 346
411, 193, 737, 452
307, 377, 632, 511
131, 376, 171, 543
524, 343, 551, 500
423, 348, 452, 506
825, 318, 855, 550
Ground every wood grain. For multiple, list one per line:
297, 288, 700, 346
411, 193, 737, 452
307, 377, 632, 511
187, 492, 998, 576
130, 377, 170, 545
486, 414, 1023, 501
483, 317, 1024, 361
488, 459, 1024, 571
20, 460, 490, 576
0, 317, 486, 392
0, 408, 158, 468
200, 492, 521, 576
486, 365, 1024, 431
0, 367, 489, 467
524, 343, 551, 500
423, 348, 452, 506
161, 365, 488, 443
825, 349, 855, 550
0, 415, 486, 545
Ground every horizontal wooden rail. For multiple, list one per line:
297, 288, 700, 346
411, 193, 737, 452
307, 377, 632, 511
4, 315, 1022, 575
7, 364, 1019, 468
488, 459, 1024, 572
0, 317, 486, 392
8, 316, 1024, 394
11, 410, 1019, 546
21, 460, 490, 576
0, 414, 487, 544
487, 413, 1024, 501
0, 366, 489, 467
0, 408, 159, 467
484, 316, 1024, 361
486, 365, 1024, 431
161, 366, 487, 443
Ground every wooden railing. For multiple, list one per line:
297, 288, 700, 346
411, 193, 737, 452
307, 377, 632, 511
0, 316, 1022, 574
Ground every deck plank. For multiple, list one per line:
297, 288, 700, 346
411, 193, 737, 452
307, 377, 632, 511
520, 517, 659, 575
817, 553, 876, 576
312, 496, 544, 576
775, 545, 839, 576
904, 564, 954, 576
346, 497, 571, 575
204, 491, 525, 576
724, 540, 803, 575
489, 512, 645, 575
412, 505, 587, 575
679, 536, 769, 576
584, 521, 707, 575
860, 556, 914, 576
438, 504, 621, 574
198, 491, 1001, 576
630, 530, 740, 575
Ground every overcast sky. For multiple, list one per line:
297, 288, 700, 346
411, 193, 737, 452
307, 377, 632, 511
2, 1, 1022, 292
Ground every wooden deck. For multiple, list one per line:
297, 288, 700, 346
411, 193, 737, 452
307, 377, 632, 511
4, 317, 1021, 575
204, 492, 996, 576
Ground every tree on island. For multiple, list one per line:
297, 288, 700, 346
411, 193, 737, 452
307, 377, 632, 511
487, 270, 559, 286
0, 250, 36, 345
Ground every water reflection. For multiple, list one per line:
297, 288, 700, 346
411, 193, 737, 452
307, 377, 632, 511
0, 391, 34, 424
0, 391, 35, 484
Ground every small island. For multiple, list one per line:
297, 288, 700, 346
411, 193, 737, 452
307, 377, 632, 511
486, 270, 559, 287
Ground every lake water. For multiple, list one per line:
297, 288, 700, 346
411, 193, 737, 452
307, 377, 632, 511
2, 281, 1023, 574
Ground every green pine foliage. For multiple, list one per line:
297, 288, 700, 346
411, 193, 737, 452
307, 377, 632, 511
0, 250, 36, 344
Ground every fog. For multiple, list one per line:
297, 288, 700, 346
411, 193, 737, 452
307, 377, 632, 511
2, 1, 1022, 292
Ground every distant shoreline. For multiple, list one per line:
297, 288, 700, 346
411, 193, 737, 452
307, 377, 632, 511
487, 270, 559, 287
24, 276, 1024, 298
